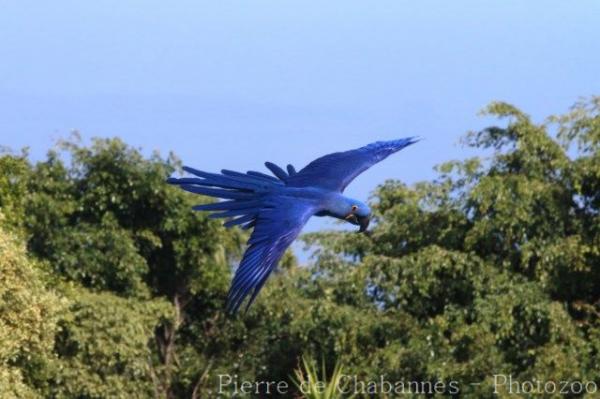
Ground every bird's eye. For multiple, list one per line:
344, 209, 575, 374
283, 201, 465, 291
351, 205, 358, 212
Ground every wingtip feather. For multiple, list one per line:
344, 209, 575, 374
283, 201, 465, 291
403, 136, 422, 145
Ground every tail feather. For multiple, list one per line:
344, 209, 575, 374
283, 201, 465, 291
178, 185, 253, 200
246, 170, 281, 182
264, 162, 289, 181
168, 165, 288, 229
223, 214, 256, 228
182, 167, 270, 191
209, 208, 261, 219
221, 169, 283, 185
192, 200, 262, 212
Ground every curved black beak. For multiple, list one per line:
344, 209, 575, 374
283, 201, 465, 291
345, 213, 370, 233
358, 215, 370, 233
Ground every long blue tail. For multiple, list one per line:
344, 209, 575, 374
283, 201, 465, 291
167, 164, 292, 229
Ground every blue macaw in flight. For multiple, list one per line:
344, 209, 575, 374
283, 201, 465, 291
168, 138, 418, 313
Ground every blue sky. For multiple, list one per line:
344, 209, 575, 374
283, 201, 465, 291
1, 1, 599, 249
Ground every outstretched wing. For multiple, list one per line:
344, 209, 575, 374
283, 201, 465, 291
226, 196, 316, 313
168, 167, 316, 313
286, 137, 419, 192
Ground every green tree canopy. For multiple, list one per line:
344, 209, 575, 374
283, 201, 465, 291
0, 98, 598, 398
0, 220, 64, 399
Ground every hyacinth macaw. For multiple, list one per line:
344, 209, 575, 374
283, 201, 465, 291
168, 138, 418, 313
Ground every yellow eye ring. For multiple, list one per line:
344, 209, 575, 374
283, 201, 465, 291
351, 205, 358, 212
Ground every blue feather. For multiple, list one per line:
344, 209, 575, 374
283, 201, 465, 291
182, 169, 266, 191
246, 170, 281, 182
223, 213, 256, 228
264, 162, 289, 181
229, 246, 264, 289
179, 185, 253, 200
192, 200, 261, 211
182, 166, 208, 177
222, 169, 284, 185
227, 248, 264, 310
241, 221, 256, 230
208, 208, 258, 219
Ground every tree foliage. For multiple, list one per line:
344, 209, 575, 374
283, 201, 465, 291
0, 220, 64, 399
298, 98, 600, 397
0, 99, 598, 398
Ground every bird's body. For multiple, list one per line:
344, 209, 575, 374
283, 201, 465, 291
252, 185, 365, 216
168, 138, 418, 313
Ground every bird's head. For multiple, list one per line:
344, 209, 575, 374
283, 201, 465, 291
343, 200, 371, 233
